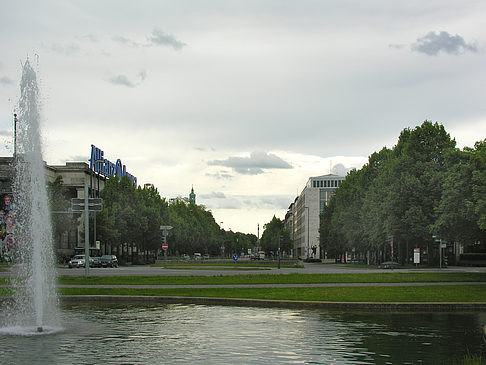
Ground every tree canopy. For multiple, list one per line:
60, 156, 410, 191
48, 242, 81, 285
319, 121, 486, 265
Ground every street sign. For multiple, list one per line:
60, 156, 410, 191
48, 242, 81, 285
232, 254, 238, 262
160, 225, 173, 230
71, 198, 103, 212
162, 243, 168, 251
413, 248, 420, 264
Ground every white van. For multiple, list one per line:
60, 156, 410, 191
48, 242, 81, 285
194, 253, 202, 260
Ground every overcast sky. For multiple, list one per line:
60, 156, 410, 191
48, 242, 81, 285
1, 0, 485, 234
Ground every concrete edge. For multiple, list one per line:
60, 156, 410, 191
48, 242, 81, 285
57, 295, 486, 312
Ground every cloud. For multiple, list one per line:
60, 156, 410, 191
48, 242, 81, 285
200, 191, 227, 199
201, 194, 294, 210
107, 70, 147, 87
388, 43, 405, 50
411, 31, 478, 55
331, 163, 352, 176
206, 171, 233, 180
42, 42, 80, 56
208, 151, 293, 175
147, 29, 186, 50
0, 76, 13, 85
0, 130, 11, 137
112, 35, 141, 48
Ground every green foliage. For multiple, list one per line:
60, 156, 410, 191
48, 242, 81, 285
260, 216, 292, 255
95, 177, 254, 261
320, 121, 486, 264
47, 176, 79, 249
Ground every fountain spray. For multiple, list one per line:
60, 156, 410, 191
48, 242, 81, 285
5, 59, 60, 334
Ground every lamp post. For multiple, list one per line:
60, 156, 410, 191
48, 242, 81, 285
432, 235, 442, 269
304, 206, 310, 259
13, 113, 17, 158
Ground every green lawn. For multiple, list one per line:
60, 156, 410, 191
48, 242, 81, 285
55, 272, 486, 286
56, 285, 486, 303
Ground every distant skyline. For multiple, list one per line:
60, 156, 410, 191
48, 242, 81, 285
1, 1, 485, 234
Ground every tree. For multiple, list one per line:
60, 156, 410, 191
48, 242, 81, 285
47, 176, 78, 257
260, 216, 292, 256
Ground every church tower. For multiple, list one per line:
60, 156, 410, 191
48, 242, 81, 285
189, 185, 196, 204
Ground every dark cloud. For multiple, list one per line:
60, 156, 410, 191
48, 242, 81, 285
0, 76, 13, 85
200, 193, 293, 210
200, 191, 227, 199
108, 74, 135, 87
107, 70, 147, 87
208, 151, 292, 175
206, 171, 233, 180
412, 31, 478, 55
112, 35, 141, 48
388, 43, 405, 50
147, 29, 186, 50
112, 29, 186, 51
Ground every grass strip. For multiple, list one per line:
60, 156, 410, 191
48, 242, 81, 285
56, 272, 486, 286
151, 263, 300, 268
57, 285, 486, 302
155, 265, 271, 271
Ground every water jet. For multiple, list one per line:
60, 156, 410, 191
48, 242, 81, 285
1, 59, 60, 334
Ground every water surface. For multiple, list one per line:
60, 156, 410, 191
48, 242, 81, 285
0, 303, 484, 364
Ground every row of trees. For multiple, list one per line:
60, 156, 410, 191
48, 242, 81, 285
259, 216, 292, 257
94, 177, 257, 262
320, 121, 486, 265
48, 174, 258, 262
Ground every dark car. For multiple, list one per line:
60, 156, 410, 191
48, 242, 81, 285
91, 257, 102, 268
380, 261, 400, 269
101, 255, 118, 268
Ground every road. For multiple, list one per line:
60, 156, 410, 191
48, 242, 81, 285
54, 262, 486, 277
2, 262, 485, 279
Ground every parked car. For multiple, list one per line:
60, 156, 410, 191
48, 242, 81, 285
91, 256, 102, 268
101, 255, 118, 268
251, 251, 266, 260
181, 254, 190, 260
203, 254, 210, 260
68, 255, 85, 268
380, 261, 400, 269
194, 253, 202, 260
68, 255, 94, 268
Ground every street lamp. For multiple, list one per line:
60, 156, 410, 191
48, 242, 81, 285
13, 113, 17, 158
304, 206, 310, 259
432, 235, 442, 269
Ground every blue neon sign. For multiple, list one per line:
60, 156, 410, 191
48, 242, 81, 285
89, 144, 137, 186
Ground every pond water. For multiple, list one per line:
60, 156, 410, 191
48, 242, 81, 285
0, 303, 485, 364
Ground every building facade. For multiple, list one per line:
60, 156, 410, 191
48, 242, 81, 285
0, 157, 107, 259
289, 174, 345, 259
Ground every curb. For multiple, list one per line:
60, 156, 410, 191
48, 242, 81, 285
59, 295, 486, 312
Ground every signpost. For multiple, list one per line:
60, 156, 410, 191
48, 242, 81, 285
160, 225, 173, 269
71, 188, 103, 277
232, 254, 238, 262
413, 248, 420, 267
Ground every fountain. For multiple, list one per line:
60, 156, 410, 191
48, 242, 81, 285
0, 59, 60, 335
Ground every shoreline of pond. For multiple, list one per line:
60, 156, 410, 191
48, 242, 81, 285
59, 295, 486, 312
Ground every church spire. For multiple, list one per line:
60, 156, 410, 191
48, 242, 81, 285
189, 185, 196, 204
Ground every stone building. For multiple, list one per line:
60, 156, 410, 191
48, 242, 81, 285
288, 174, 345, 259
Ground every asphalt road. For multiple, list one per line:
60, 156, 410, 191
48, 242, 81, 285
2, 262, 486, 279
53, 262, 486, 277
